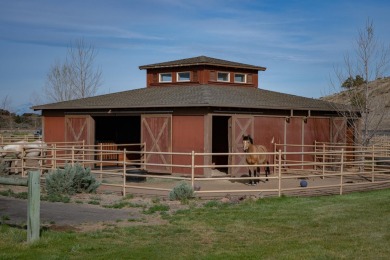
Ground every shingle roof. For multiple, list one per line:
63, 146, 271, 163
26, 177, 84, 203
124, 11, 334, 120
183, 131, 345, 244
32, 85, 339, 112
139, 56, 266, 71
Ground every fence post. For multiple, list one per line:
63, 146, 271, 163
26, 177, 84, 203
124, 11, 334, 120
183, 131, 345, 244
27, 171, 40, 243
322, 143, 326, 179
142, 142, 146, 171
99, 143, 103, 180
371, 145, 375, 182
71, 146, 75, 166
191, 151, 195, 189
21, 147, 25, 177
81, 140, 85, 167
278, 149, 282, 197
122, 148, 126, 197
340, 149, 344, 195
53, 143, 57, 170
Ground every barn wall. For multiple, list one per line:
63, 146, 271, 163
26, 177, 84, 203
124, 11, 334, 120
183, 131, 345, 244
172, 115, 204, 175
43, 116, 66, 143
254, 116, 285, 168
145, 66, 259, 88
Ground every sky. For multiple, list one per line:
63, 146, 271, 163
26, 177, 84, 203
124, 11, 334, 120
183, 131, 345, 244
1, 0, 390, 113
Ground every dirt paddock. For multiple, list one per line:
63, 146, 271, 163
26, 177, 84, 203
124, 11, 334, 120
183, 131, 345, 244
97, 168, 390, 199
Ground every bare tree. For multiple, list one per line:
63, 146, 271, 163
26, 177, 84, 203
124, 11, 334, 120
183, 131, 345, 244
44, 60, 74, 102
0, 95, 13, 129
44, 39, 102, 102
330, 19, 390, 146
67, 39, 102, 99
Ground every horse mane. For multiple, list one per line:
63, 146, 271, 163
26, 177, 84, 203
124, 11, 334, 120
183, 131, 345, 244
242, 135, 254, 144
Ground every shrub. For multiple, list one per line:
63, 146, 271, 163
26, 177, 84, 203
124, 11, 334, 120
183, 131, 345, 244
0, 159, 9, 175
169, 182, 194, 202
45, 164, 100, 197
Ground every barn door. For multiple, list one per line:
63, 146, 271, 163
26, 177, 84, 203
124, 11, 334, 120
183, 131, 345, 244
331, 118, 346, 143
141, 115, 172, 174
65, 115, 95, 166
229, 116, 254, 177
65, 115, 94, 145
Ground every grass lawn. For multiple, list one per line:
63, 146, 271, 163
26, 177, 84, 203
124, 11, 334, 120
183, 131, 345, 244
1, 189, 390, 259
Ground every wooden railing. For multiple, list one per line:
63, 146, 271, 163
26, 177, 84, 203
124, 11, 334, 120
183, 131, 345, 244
1, 141, 389, 198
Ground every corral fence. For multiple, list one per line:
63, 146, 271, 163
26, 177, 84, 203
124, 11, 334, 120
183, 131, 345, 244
0, 134, 41, 144
1, 140, 390, 198
0, 171, 40, 243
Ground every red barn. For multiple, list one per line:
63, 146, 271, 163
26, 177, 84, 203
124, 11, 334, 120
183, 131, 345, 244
33, 56, 353, 176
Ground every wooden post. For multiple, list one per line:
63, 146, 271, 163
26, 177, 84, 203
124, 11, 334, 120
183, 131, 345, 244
27, 171, 40, 243
278, 149, 282, 197
371, 145, 375, 182
142, 142, 146, 171
71, 146, 75, 166
340, 149, 344, 195
53, 143, 57, 170
21, 147, 25, 177
322, 143, 326, 179
82, 140, 85, 167
122, 148, 126, 197
191, 151, 195, 189
99, 143, 103, 180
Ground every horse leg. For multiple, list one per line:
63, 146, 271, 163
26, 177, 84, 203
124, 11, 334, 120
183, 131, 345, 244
255, 166, 260, 184
247, 168, 252, 185
265, 161, 270, 181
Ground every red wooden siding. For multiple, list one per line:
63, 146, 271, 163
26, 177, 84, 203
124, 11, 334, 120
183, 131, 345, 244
286, 117, 302, 167
254, 116, 285, 167
141, 115, 172, 174
304, 117, 331, 166
145, 66, 258, 88
172, 115, 204, 175
43, 116, 65, 143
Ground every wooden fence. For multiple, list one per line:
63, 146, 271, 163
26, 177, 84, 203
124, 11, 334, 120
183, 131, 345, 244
0, 171, 40, 243
1, 141, 389, 198
0, 134, 41, 145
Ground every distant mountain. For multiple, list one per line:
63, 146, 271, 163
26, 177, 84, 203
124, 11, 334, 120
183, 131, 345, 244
14, 102, 40, 115
321, 77, 390, 133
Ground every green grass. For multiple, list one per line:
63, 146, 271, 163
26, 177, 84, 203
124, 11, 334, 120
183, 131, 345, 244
1, 189, 390, 259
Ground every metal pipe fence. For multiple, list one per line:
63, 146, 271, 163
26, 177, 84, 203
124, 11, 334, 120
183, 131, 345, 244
1, 141, 389, 198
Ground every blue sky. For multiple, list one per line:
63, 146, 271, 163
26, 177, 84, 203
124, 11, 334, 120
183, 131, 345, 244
1, 0, 390, 112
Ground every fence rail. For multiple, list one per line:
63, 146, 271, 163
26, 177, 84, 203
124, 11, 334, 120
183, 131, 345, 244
1, 140, 389, 198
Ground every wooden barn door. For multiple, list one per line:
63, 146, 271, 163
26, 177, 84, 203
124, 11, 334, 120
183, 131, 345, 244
331, 118, 347, 143
229, 115, 254, 177
141, 115, 172, 174
65, 115, 94, 145
65, 115, 95, 166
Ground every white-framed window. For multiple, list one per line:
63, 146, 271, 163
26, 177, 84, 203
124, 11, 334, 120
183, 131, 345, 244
159, 73, 172, 83
234, 73, 246, 83
217, 72, 230, 82
177, 71, 191, 82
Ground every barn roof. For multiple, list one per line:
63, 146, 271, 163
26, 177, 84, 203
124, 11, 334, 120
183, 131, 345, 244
32, 85, 341, 112
139, 56, 266, 71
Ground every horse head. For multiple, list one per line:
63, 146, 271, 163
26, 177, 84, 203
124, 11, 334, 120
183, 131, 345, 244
242, 135, 253, 152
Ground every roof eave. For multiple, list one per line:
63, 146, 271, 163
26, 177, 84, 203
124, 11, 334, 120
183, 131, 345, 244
139, 63, 266, 71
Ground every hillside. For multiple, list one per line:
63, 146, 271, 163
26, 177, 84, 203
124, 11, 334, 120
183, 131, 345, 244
321, 77, 390, 133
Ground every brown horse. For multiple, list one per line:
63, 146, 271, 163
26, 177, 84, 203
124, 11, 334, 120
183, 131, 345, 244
242, 135, 270, 185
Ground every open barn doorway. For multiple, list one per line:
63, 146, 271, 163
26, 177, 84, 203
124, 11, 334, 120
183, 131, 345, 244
212, 115, 231, 174
93, 116, 141, 165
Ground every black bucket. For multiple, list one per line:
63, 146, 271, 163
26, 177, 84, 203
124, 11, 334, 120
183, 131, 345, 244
126, 168, 147, 182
